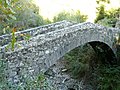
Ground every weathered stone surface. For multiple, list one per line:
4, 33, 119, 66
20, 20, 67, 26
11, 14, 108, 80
115, 19, 120, 29
44, 58, 90, 90
0, 20, 120, 86
0, 20, 75, 46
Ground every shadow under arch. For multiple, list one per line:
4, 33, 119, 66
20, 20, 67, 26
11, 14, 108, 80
88, 41, 117, 65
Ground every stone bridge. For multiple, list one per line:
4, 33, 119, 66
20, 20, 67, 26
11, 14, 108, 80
0, 20, 120, 84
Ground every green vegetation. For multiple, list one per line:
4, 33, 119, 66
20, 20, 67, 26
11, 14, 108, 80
53, 10, 87, 23
0, 0, 50, 35
63, 44, 98, 89
64, 44, 120, 90
64, 44, 95, 79
95, 0, 120, 27
97, 65, 120, 90
11, 28, 16, 51
95, 8, 120, 27
0, 0, 17, 34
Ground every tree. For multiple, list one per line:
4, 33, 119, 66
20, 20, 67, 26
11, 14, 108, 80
95, 0, 110, 23
0, 0, 46, 35
0, 0, 18, 34
9, 0, 45, 31
95, 0, 120, 27
53, 10, 88, 23
96, 0, 110, 4
0, 0, 17, 22
95, 4, 106, 23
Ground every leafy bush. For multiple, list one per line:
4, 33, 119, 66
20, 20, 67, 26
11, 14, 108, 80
95, 8, 120, 27
64, 44, 95, 79
95, 0, 120, 27
0, 0, 46, 35
97, 65, 120, 90
63, 43, 120, 89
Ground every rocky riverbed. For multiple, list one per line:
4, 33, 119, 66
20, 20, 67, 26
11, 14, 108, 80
44, 58, 93, 90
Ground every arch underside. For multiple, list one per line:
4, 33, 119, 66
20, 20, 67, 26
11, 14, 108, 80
88, 41, 117, 65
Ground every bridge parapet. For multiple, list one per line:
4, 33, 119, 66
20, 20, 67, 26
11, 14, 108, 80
0, 20, 75, 46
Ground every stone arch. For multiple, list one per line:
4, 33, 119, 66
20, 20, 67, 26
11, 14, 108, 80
60, 40, 117, 66
61, 41, 118, 89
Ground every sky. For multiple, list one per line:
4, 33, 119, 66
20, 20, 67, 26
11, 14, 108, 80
33, 0, 120, 22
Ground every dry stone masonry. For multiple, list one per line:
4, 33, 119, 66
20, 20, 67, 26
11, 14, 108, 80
0, 20, 120, 86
